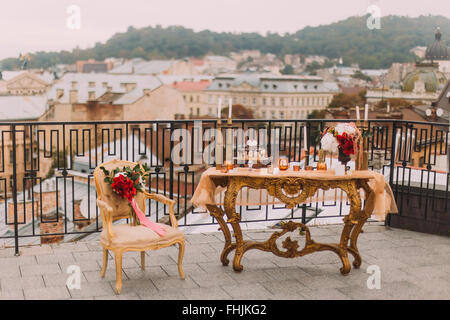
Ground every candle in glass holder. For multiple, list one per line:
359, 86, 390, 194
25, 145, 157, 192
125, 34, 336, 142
228, 99, 232, 119
317, 149, 327, 171
225, 160, 234, 171
217, 98, 222, 118
291, 162, 301, 171
279, 156, 289, 171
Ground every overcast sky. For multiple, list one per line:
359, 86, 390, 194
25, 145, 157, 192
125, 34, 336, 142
0, 0, 449, 59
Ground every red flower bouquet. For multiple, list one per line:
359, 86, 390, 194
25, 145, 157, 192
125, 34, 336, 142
100, 163, 166, 236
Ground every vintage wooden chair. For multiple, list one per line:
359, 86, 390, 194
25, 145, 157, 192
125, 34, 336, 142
94, 159, 185, 294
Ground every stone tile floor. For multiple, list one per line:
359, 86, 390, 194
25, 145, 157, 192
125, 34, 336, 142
0, 222, 449, 300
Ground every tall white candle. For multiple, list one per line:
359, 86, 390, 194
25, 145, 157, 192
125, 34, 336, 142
217, 98, 222, 118
387, 103, 390, 113
364, 104, 369, 121
303, 125, 308, 151
228, 99, 232, 118
355, 106, 360, 121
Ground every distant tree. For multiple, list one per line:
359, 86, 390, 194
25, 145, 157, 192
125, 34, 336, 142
280, 64, 294, 75
352, 70, 372, 82
328, 91, 366, 109
221, 104, 254, 119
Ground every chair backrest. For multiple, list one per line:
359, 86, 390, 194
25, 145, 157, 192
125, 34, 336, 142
94, 159, 146, 222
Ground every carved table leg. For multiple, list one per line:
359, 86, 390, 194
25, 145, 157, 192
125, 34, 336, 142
223, 181, 246, 272
348, 182, 373, 269
337, 182, 361, 275
207, 204, 236, 266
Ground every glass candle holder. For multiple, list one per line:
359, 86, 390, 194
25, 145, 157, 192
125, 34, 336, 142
225, 161, 234, 171
291, 162, 301, 171
279, 157, 289, 171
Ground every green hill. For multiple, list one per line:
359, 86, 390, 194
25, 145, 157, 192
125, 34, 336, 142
1, 14, 449, 70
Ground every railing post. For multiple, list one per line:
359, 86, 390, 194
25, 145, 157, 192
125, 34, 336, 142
386, 121, 397, 226
302, 121, 310, 226
11, 124, 20, 255
169, 122, 174, 200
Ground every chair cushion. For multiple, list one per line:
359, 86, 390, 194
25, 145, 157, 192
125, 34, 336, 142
101, 223, 184, 248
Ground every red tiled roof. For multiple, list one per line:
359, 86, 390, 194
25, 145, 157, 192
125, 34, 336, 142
170, 80, 211, 92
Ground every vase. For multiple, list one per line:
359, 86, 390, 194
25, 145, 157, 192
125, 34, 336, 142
338, 148, 351, 174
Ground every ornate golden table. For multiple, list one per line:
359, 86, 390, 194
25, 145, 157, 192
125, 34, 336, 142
196, 169, 391, 275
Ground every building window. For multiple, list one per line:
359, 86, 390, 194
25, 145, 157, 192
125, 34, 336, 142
280, 98, 284, 106
263, 98, 266, 105
279, 111, 284, 119
243, 97, 247, 105
262, 111, 266, 118
271, 111, 276, 119
190, 96, 193, 102
271, 98, 276, 106
190, 108, 193, 115
233, 97, 237, 104
208, 107, 212, 115
252, 98, 256, 105
197, 108, 200, 116
218, 83, 223, 88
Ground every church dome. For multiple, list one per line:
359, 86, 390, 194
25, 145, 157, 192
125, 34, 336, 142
425, 27, 449, 61
402, 64, 447, 93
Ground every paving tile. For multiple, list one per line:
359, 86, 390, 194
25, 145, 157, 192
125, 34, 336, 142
161, 263, 204, 277
0, 264, 21, 278
83, 269, 128, 283
19, 245, 54, 256
94, 293, 140, 300
0, 290, 24, 300
228, 270, 272, 284
68, 282, 116, 299
60, 260, 100, 272
190, 272, 237, 287
296, 275, 348, 290
43, 272, 88, 287
1, 276, 44, 291
181, 286, 232, 300
0, 255, 37, 267
24, 286, 71, 300
36, 253, 75, 265
123, 266, 169, 280
222, 283, 274, 300
20, 263, 61, 277
138, 289, 186, 300
111, 279, 158, 295
263, 267, 311, 281
152, 276, 199, 291
51, 242, 90, 253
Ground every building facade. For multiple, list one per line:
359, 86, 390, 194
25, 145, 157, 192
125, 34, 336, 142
201, 74, 337, 119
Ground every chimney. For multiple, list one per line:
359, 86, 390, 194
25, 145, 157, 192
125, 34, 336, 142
56, 89, 64, 99
7, 199, 38, 230
73, 199, 91, 230
88, 91, 96, 100
40, 209, 64, 244
69, 90, 78, 103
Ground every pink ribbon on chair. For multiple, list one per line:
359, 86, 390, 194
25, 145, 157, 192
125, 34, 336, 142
130, 199, 167, 237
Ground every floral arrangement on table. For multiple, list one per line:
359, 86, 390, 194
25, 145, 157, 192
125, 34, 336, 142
100, 163, 166, 236
320, 123, 363, 169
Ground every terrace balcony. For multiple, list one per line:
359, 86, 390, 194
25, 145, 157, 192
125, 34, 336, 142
0, 119, 449, 300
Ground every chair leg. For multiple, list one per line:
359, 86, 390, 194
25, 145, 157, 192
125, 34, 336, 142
114, 251, 123, 294
100, 248, 108, 278
140, 251, 145, 270
177, 241, 185, 280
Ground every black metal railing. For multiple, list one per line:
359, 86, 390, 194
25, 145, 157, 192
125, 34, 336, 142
1, 119, 449, 254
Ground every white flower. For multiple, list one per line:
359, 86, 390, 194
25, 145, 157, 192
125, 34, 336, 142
114, 172, 126, 178
321, 132, 339, 153
334, 123, 357, 136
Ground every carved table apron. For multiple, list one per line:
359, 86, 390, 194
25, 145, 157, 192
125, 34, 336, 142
205, 174, 373, 275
